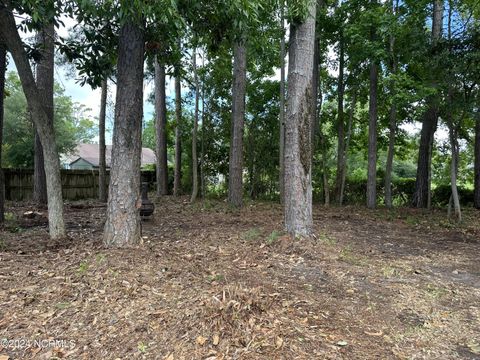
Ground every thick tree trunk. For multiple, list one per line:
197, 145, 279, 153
412, 0, 443, 208
279, 2, 286, 205
0, 43, 5, 223
103, 21, 144, 247
339, 90, 356, 205
367, 60, 378, 209
33, 23, 54, 205
33, 133, 47, 204
98, 79, 108, 202
154, 57, 168, 196
474, 113, 480, 209
284, 0, 316, 237
228, 40, 247, 207
0, 7, 65, 238
191, 50, 199, 202
334, 36, 345, 204
173, 67, 182, 196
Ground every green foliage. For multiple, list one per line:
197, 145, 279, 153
2, 72, 97, 168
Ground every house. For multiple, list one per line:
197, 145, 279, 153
66, 143, 156, 170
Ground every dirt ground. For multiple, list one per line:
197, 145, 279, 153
0, 197, 479, 360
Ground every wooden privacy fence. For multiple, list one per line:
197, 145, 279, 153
3, 169, 156, 201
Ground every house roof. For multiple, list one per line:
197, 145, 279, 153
67, 143, 156, 167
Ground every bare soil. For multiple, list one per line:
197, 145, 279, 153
1, 197, 479, 359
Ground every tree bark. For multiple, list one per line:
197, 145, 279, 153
103, 20, 144, 247
173, 63, 182, 196
447, 121, 461, 221
0, 7, 65, 238
98, 79, 108, 202
367, 59, 378, 209
412, 0, 443, 208
284, 0, 316, 237
228, 40, 247, 208
33, 23, 54, 205
384, 101, 397, 208
334, 35, 345, 204
385, 0, 398, 209
200, 52, 206, 199
191, 49, 199, 202
339, 90, 356, 205
279, 1, 286, 205
474, 112, 480, 209
0, 43, 5, 223
154, 57, 168, 196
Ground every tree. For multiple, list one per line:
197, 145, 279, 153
228, 39, 247, 207
33, 22, 54, 205
367, 57, 378, 209
412, 0, 444, 208
0, 4, 65, 239
103, 19, 145, 246
98, 79, 107, 202
475, 112, 480, 209
173, 45, 182, 197
0, 42, 5, 224
155, 57, 168, 196
191, 48, 199, 202
279, 1, 286, 205
284, 0, 316, 237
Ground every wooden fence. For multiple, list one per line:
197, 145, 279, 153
3, 168, 156, 201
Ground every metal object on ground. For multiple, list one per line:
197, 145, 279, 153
140, 182, 155, 218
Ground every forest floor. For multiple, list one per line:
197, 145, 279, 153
0, 197, 479, 360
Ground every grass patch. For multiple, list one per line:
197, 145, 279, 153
339, 245, 367, 266
319, 233, 337, 246
242, 227, 261, 241
265, 230, 281, 245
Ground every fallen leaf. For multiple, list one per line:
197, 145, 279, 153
364, 330, 383, 337
164, 353, 174, 360
276, 337, 284, 349
213, 334, 220, 346
196, 335, 207, 346
468, 343, 480, 354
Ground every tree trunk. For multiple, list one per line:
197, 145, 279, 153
412, 0, 443, 208
0, 43, 5, 223
200, 53, 206, 199
284, 0, 316, 237
474, 113, 480, 209
448, 122, 461, 221
154, 57, 168, 196
103, 20, 144, 247
311, 22, 320, 149
173, 64, 182, 196
228, 40, 247, 208
339, 90, 356, 205
98, 79, 108, 202
385, 0, 398, 209
385, 101, 397, 208
0, 8, 65, 238
334, 35, 345, 204
279, 1, 286, 205
191, 49, 199, 202
33, 23, 54, 205
367, 59, 378, 209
